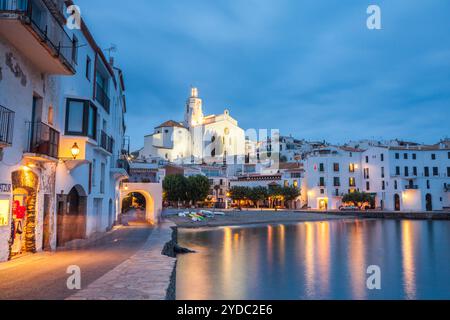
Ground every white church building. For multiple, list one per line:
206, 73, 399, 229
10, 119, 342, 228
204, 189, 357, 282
141, 88, 246, 164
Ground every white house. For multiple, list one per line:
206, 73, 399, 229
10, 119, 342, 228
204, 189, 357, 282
0, 0, 130, 262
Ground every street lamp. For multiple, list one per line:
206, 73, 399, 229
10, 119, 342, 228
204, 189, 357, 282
71, 142, 80, 160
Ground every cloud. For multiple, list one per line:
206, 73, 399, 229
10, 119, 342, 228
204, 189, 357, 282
76, 0, 450, 149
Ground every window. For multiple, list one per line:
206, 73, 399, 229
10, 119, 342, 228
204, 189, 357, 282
333, 163, 340, 172
92, 159, 97, 187
349, 177, 356, 187
447, 167, 450, 177
86, 56, 91, 81
424, 167, 430, 177
364, 168, 370, 179
412, 154, 417, 160
100, 162, 105, 194
65, 99, 97, 139
293, 180, 298, 188
319, 163, 325, 172
365, 156, 369, 163
427, 180, 431, 189
404, 153, 408, 160
396, 166, 400, 176
381, 154, 384, 162
431, 154, 436, 160
381, 167, 385, 178
319, 177, 325, 187
433, 167, 439, 176
413, 167, 417, 176
72, 35, 78, 64
320, 189, 325, 195
448, 152, 450, 160
366, 181, 370, 191
404, 167, 409, 177
349, 163, 355, 173
394, 180, 398, 190
382, 180, 386, 191
333, 177, 340, 187
395, 153, 400, 159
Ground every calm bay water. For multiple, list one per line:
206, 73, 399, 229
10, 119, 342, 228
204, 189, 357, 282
176, 219, 450, 300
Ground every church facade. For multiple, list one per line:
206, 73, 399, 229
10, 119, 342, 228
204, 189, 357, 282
141, 88, 246, 164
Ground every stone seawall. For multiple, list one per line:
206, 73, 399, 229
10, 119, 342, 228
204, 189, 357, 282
67, 222, 177, 300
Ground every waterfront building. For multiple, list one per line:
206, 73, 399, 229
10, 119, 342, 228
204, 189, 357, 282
0, 0, 130, 261
141, 88, 246, 164
304, 146, 364, 210
304, 142, 450, 211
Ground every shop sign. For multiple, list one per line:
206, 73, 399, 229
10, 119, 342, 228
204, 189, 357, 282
0, 183, 12, 194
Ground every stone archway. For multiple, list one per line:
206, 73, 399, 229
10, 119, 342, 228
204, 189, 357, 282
10, 169, 39, 258
119, 183, 162, 225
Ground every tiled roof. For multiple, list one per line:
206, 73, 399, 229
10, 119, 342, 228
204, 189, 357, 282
155, 120, 186, 129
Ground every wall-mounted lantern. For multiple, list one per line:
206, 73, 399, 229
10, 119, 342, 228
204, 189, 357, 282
71, 143, 80, 160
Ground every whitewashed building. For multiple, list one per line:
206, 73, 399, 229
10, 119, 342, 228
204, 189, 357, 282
304, 143, 450, 212
305, 146, 364, 210
141, 88, 246, 165
0, 0, 129, 261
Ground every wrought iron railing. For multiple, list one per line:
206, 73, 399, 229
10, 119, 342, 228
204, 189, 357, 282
27, 121, 60, 159
0, 0, 75, 72
0, 104, 15, 146
100, 130, 114, 153
95, 83, 110, 113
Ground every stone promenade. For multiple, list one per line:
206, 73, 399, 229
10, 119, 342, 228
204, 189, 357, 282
67, 222, 176, 300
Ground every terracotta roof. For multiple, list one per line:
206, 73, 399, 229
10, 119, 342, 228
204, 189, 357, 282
155, 120, 186, 129
278, 162, 303, 170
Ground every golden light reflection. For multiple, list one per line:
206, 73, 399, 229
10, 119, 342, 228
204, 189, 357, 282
278, 225, 286, 266
267, 225, 273, 265
304, 222, 315, 297
317, 222, 330, 293
348, 220, 366, 300
402, 221, 416, 300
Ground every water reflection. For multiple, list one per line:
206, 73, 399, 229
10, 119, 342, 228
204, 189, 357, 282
402, 221, 416, 300
176, 220, 450, 300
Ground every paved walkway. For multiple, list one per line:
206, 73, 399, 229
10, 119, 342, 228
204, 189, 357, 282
68, 222, 176, 300
0, 225, 153, 300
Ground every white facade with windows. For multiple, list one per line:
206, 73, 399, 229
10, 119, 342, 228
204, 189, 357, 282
141, 88, 246, 164
304, 143, 450, 212
0, 0, 130, 262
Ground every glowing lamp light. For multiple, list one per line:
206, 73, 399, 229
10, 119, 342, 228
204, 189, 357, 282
71, 142, 80, 160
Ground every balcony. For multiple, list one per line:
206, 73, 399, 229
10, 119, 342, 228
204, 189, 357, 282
405, 185, 419, 190
100, 130, 114, 154
111, 158, 130, 181
0, 104, 15, 147
0, 0, 75, 75
95, 83, 110, 113
25, 121, 59, 161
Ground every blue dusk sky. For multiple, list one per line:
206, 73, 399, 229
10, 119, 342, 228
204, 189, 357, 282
76, 0, 450, 150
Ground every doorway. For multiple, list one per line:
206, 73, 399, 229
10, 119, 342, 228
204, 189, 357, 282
394, 194, 401, 211
42, 194, 51, 251
426, 194, 433, 212
94, 198, 103, 233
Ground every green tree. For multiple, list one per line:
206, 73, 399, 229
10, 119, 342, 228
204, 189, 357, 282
162, 174, 188, 207
187, 175, 211, 207
342, 191, 373, 208
229, 186, 251, 209
248, 186, 268, 208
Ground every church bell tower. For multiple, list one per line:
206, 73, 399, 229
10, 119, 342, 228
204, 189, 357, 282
184, 87, 204, 128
